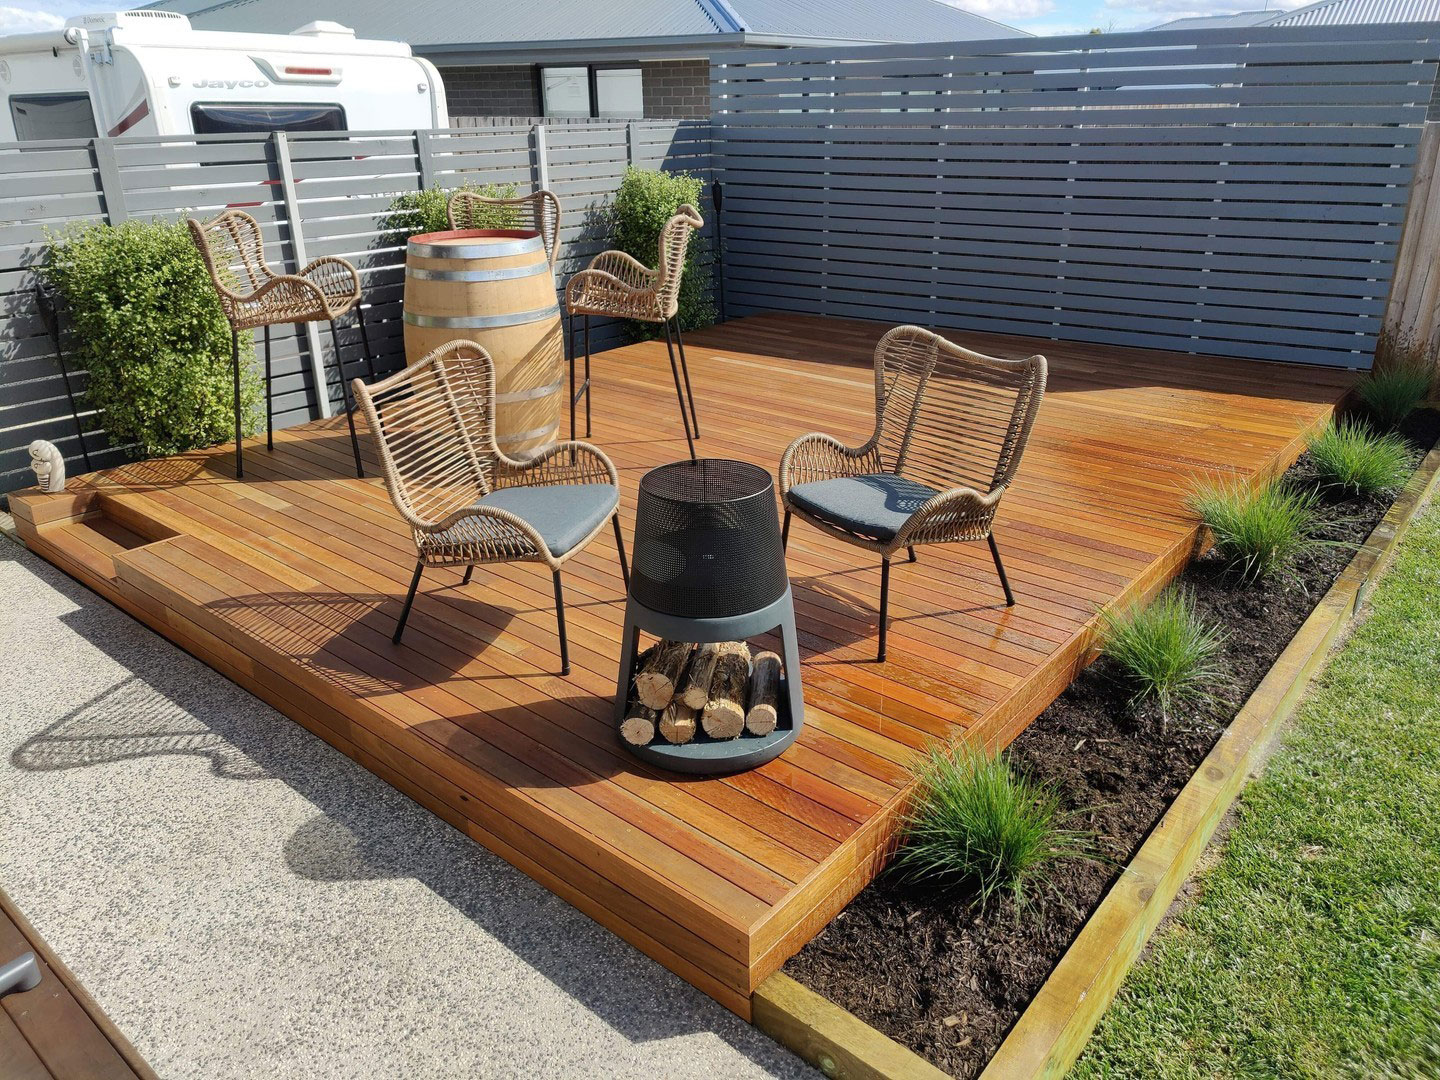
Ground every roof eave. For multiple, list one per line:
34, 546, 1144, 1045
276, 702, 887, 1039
414, 28, 1027, 67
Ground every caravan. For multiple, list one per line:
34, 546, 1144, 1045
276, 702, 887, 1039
0, 10, 447, 141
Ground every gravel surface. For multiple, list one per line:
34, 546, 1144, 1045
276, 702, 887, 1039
0, 536, 812, 1080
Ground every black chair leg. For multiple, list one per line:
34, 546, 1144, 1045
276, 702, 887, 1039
612, 513, 629, 590
394, 560, 424, 644
330, 318, 365, 479
662, 319, 697, 461
462, 565, 474, 586
988, 532, 1015, 606
263, 324, 273, 451
231, 328, 243, 479
673, 317, 700, 439
782, 509, 792, 551
553, 569, 571, 676
566, 308, 577, 443
908, 546, 917, 563
877, 557, 891, 663
355, 303, 377, 382
583, 315, 593, 439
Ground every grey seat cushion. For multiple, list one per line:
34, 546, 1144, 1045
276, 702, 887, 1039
476, 483, 618, 557
788, 473, 939, 543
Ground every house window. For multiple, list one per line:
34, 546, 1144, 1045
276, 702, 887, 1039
9, 93, 97, 141
539, 65, 643, 118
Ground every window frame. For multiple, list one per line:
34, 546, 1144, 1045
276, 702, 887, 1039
535, 63, 644, 119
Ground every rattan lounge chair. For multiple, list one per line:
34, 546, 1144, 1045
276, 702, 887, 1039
188, 208, 375, 480
564, 203, 704, 460
447, 189, 561, 268
351, 339, 627, 673
779, 325, 1047, 662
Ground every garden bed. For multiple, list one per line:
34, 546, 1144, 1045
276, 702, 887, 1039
781, 410, 1440, 1080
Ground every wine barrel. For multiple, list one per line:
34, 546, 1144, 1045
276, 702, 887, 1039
403, 229, 562, 455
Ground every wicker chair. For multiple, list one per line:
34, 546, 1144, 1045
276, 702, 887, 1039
351, 339, 627, 672
779, 326, 1047, 662
188, 209, 375, 480
564, 203, 704, 460
447, 189, 561, 268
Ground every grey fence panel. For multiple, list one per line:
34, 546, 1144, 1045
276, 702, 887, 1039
712, 25, 1440, 368
1, 119, 711, 494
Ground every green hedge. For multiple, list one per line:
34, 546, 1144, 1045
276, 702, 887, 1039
384, 181, 520, 244
610, 167, 715, 338
42, 220, 259, 459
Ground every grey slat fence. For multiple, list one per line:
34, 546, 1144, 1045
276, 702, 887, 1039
711, 24, 1440, 367
1, 119, 712, 494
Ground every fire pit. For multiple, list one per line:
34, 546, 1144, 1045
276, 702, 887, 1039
614, 458, 804, 774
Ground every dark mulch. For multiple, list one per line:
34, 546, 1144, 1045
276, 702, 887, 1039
783, 409, 1440, 1079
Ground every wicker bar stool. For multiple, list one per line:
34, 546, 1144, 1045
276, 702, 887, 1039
779, 326, 1047, 662
564, 203, 703, 461
447, 189, 561, 267
188, 209, 376, 480
351, 339, 627, 674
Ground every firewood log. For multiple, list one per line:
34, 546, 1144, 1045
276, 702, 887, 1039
745, 651, 781, 736
680, 642, 724, 709
658, 700, 697, 745
620, 705, 658, 747
702, 646, 751, 740
635, 640, 693, 710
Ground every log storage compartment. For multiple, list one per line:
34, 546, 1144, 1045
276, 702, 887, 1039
615, 459, 804, 774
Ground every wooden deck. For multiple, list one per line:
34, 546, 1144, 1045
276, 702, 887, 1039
9, 314, 1351, 1019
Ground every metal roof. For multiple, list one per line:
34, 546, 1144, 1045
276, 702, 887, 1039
1149, 11, 1285, 30
1151, 0, 1440, 31
142, 0, 1026, 55
1264, 0, 1440, 24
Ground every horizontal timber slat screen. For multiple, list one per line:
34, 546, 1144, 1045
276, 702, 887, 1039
711, 24, 1440, 367
0, 120, 711, 494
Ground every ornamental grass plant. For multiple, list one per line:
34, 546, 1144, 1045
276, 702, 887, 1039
1306, 419, 1416, 496
1100, 587, 1225, 723
1187, 476, 1322, 581
894, 743, 1095, 908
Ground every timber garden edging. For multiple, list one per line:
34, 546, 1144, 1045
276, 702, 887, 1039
751, 441, 1440, 1080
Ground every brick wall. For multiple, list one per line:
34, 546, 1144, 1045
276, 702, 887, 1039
640, 59, 710, 120
442, 65, 540, 118
440, 59, 710, 120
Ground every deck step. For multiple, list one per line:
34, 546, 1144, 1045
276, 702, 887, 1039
30, 517, 159, 598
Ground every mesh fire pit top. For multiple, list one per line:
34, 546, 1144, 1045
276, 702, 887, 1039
629, 458, 789, 620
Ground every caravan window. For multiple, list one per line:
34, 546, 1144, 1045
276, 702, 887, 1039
190, 103, 346, 134
9, 93, 98, 140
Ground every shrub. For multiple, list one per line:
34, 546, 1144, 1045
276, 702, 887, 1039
42, 219, 259, 458
1186, 476, 1321, 581
1100, 587, 1225, 720
610, 166, 716, 337
1355, 363, 1431, 431
1306, 419, 1415, 496
384, 180, 520, 243
894, 743, 1094, 908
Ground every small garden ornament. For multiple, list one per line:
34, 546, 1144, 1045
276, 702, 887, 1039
28, 440, 66, 493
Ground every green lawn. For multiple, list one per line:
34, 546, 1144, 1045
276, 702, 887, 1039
1072, 501, 1440, 1080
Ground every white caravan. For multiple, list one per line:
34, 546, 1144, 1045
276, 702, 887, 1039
0, 10, 446, 141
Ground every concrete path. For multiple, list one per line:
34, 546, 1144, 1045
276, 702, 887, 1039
0, 537, 812, 1080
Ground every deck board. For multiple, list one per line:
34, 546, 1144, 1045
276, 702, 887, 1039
10, 314, 1351, 1018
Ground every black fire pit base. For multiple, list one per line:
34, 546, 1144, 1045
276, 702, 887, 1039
615, 587, 805, 775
